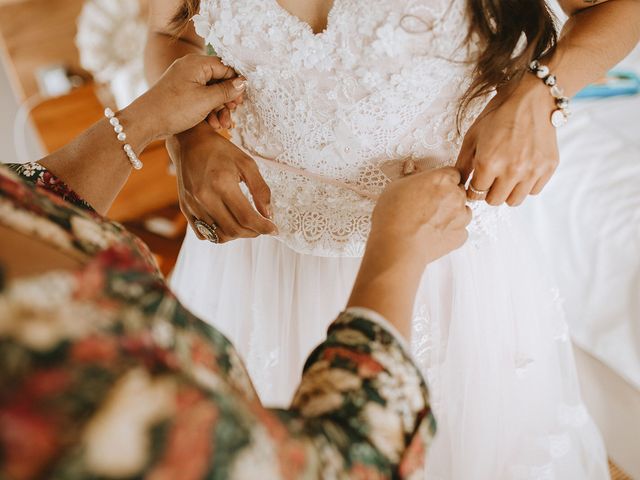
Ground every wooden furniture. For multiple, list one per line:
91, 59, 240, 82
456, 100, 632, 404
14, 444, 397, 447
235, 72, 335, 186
27, 85, 185, 272
29, 85, 179, 223
0, 0, 88, 100
0, 0, 184, 274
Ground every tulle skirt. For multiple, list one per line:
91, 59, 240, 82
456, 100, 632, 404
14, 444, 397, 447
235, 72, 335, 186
170, 208, 609, 480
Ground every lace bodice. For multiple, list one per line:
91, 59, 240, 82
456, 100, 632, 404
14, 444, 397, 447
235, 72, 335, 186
194, 0, 497, 257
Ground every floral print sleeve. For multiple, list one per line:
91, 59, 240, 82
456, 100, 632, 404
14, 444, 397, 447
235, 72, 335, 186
290, 310, 434, 478
0, 165, 434, 479
7, 162, 94, 212
0, 163, 160, 275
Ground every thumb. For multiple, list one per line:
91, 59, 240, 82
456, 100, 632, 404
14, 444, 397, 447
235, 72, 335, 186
203, 77, 247, 113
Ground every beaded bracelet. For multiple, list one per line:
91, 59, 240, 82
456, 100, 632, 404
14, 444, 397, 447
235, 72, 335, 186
104, 108, 143, 170
528, 60, 571, 128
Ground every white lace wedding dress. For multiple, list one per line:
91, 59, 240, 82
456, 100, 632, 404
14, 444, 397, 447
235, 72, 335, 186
170, 0, 610, 478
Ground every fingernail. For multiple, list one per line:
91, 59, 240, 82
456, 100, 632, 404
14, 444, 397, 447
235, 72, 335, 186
233, 78, 247, 90
266, 205, 274, 220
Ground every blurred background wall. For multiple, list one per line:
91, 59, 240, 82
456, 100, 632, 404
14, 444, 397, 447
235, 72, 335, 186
1, 54, 42, 163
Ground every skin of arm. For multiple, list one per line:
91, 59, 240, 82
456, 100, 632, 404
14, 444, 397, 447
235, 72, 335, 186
347, 168, 472, 338
39, 55, 246, 215
145, 0, 277, 243
550, 0, 640, 96
347, 241, 426, 338
39, 107, 153, 215
0, 166, 442, 478
457, 0, 640, 207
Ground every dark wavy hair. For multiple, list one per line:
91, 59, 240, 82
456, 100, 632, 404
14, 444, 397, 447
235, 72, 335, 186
172, 0, 558, 125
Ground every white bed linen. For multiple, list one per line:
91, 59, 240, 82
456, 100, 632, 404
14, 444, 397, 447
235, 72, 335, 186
523, 48, 640, 389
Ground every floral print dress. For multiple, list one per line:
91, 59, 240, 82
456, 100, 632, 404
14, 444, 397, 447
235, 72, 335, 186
0, 163, 434, 479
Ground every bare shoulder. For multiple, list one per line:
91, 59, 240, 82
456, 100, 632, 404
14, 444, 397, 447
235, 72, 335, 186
148, 0, 202, 46
557, 0, 614, 16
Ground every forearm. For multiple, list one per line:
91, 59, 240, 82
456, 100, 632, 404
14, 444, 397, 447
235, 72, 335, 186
347, 237, 427, 339
39, 102, 156, 215
548, 0, 640, 96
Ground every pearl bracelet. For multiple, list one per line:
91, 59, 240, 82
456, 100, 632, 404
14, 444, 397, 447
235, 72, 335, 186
528, 60, 571, 128
104, 108, 143, 170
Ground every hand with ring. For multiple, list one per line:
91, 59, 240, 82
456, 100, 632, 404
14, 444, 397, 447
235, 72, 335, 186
163, 62, 279, 245
456, 74, 560, 206
467, 183, 490, 202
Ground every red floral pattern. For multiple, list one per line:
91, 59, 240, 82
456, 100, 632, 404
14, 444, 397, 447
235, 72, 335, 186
0, 164, 434, 478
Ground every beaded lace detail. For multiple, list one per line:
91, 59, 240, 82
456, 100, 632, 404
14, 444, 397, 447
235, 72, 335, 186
194, 0, 498, 257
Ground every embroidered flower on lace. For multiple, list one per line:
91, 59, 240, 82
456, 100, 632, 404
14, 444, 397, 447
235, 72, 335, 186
372, 22, 412, 57
548, 433, 572, 459
410, 302, 445, 413
291, 38, 335, 71
515, 355, 535, 377
264, 167, 373, 257
246, 335, 280, 398
195, 0, 501, 257
217, 10, 241, 45
357, 69, 385, 90
549, 287, 570, 342
467, 203, 511, 247
510, 463, 555, 480
557, 404, 589, 428
411, 303, 431, 370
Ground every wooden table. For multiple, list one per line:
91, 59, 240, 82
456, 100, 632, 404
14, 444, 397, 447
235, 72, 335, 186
0, 0, 185, 274
29, 84, 180, 222
0, 0, 88, 100
27, 84, 185, 274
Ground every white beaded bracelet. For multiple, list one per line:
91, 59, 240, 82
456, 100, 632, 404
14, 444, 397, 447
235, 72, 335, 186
104, 108, 143, 170
528, 60, 571, 128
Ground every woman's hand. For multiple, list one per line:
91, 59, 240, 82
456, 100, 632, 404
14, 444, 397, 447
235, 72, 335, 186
37, 54, 248, 215
371, 167, 472, 265
348, 167, 471, 337
131, 52, 275, 243
456, 76, 560, 206
131, 54, 246, 140
166, 124, 277, 243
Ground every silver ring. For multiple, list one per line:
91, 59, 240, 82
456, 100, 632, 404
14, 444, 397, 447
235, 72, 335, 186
194, 219, 220, 244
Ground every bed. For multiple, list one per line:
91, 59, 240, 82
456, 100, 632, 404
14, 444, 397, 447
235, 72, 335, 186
523, 45, 640, 476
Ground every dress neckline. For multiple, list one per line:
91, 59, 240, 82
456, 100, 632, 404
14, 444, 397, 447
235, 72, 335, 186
271, 0, 339, 37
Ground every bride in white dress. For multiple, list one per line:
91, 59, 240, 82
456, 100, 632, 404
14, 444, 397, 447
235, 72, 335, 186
145, 0, 640, 477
